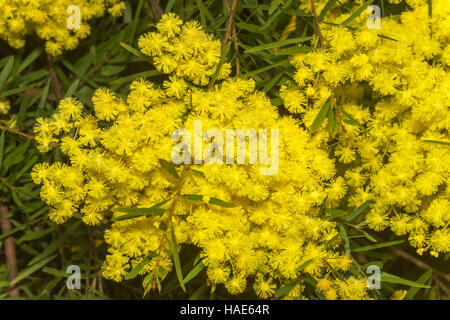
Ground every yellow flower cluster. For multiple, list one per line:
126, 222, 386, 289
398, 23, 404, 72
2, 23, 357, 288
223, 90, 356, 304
32, 14, 369, 299
284, 1, 450, 255
138, 13, 231, 86
0, 99, 10, 115
0, 0, 125, 55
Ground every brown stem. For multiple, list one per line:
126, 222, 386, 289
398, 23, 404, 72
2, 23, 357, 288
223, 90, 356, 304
310, 0, 325, 47
0, 125, 35, 140
232, 19, 240, 75
151, 166, 189, 290
0, 205, 19, 297
47, 55, 63, 101
148, 0, 164, 18
222, 0, 238, 51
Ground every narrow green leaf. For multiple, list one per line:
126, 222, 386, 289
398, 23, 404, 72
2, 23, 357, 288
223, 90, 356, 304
427, 0, 432, 18
159, 159, 180, 179
64, 79, 80, 98
340, 225, 351, 256
274, 282, 296, 299
170, 223, 186, 292
341, 0, 375, 26
239, 60, 289, 79
113, 199, 170, 221
0, 131, 4, 171
0, 56, 14, 90
209, 42, 230, 88
183, 261, 206, 285
125, 254, 156, 280
193, 0, 219, 33
182, 194, 236, 208
120, 42, 149, 61
423, 140, 450, 147
297, 259, 313, 272
380, 272, 431, 289
14, 48, 43, 77
111, 70, 161, 86
352, 240, 404, 253
11, 254, 57, 285
269, 0, 284, 15
346, 200, 374, 221
325, 208, 347, 219
327, 106, 337, 136
310, 100, 330, 134
405, 270, 432, 300
319, 0, 340, 20
244, 37, 312, 53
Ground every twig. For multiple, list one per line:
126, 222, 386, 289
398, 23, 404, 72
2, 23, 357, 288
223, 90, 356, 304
0, 125, 35, 140
0, 205, 19, 297
231, 17, 240, 75
47, 55, 63, 101
222, 0, 238, 51
310, 0, 325, 47
148, 0, 164, 18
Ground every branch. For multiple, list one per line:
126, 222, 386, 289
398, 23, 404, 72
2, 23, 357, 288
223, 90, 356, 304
310, 0, 325, 47
47, 55, 63, 101
0, 205, 19, 297
148, 0, 164, 18
222, 0, 238, 51
0, 125, 35, 140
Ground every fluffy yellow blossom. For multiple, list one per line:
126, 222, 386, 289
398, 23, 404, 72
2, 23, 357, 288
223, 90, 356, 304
0, 0, 124, 55
33, 14, 369, 299
284, 0, 450, 255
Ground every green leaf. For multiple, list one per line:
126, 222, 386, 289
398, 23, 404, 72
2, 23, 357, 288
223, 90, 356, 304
239, 60, 289, 79
380, 272, 431, 289
341, 0, 375, 26
327, 106, 337, 136
170, 223, 186, 292
352, 240, 404, 253
340, 225, 351, 256
159, 159, 180, 180
182, 194, 236, 208
209, 42, 230, 88
14, 48, 43, 77
269, 0, 283, 15
64, 79, 80, 98
244, 37, 312, 53
310, 100, 330, 134
274, 282, 296, 299
113, 199, 170, 221
0, 131, 4, 171
274, 46, 312, 56
324, 208, 347, 219
405, 270, 432, 300
125, 254, 156, 280
346, 200, 374, 221
319, 0, 340, 20
183, 261, 206, 285
193, 0, 219, 33
111, 70, 162, 86
120, 42, 150, 61
18, 228, 53, 244
0, 56, 14, 90
11, 254, 57, 285
427, 0, 432, 18
423, 140, 450, 147
297, 259, 313, 272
